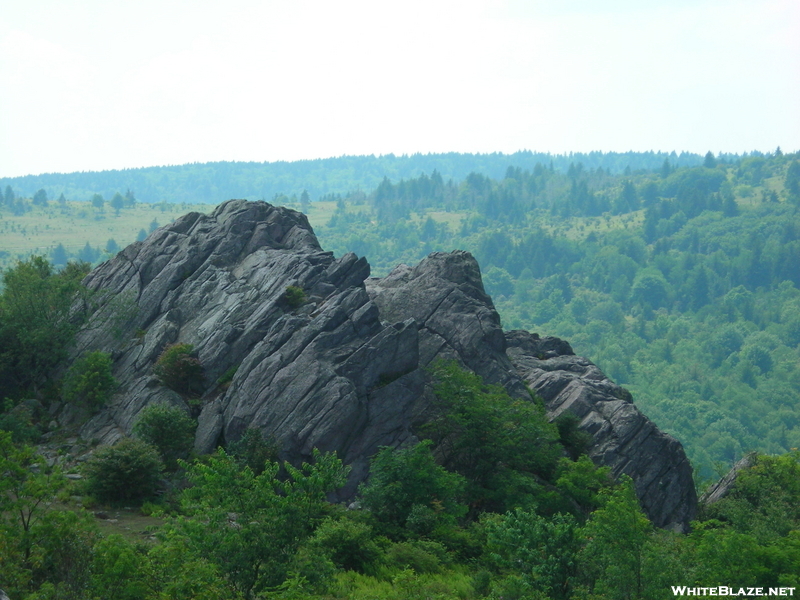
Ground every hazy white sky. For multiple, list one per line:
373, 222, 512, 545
1, 0, 798, 177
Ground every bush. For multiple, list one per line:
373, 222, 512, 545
61, 351, 116, 411
227, 428, 278, 475
133, 403, 197, 469
82, 438, 164, 503
283, 285, 306, 309
0, 399, 41, 443
358, 441, 466, 537
302, 517, 382, 574
153, 343, 203, 394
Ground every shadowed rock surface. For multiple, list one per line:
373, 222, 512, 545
70, 199, 696, 529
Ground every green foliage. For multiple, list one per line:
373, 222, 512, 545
383, 540, 449, 575
170, 448, 349, 598
576, 476, 653, 600
485, 509, 579, 600
554, 455, 614, 517
554, 412, 592, 460
359, 440, 467, 537
0, 432, 99, 599
227, 427, 279, 475
153, 343, 203, 395
0, 398, 41, 443
295, 516, 382, 578
61, 351, 116, 411
216, 364, 238, 386
0, 256, 91, 397
283, 285, 306, 309
703, 451, 800, 543
132, 402, 197, 469
82, 438, 164, 504
426, 361, 562, 513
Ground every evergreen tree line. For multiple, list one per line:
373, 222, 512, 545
1, 149, 749, 205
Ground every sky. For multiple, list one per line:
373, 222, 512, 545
1, 0, 798, 178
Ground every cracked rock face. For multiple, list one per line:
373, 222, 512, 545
71, 199, 696, 528
505, 330, 697, 531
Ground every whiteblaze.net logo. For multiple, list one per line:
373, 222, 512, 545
672, 588, 796, 597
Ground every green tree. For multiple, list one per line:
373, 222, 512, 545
170, 448, 348, 597
359, 440, 467, 536
32, 189, 48, 206
77, 241, 99, 263
228, 427, 279, 475
82, 438, 164, 504
486, 509, 580, 600
0, 432, 98, 598
153, 343, 203, 395
577, 477, 652, 600
51, 243, 68, 266
630, 268, 670, 309
703, 451, 800, 543
61, 351, 117, 412
4, 184, 15, 204
110, 192, 125, 215
426, 361, 562, 513
133, 402, 197, 469
91, 193, 104, 208
0, 257, 91, 396
786, 160, 800, 201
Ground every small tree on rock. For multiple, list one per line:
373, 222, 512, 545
154, 343, 203, 395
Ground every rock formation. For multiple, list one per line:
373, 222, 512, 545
70, 199, 696, 530
699, 452, 756, 505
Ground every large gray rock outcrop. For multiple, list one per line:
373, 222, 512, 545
505, 330, 697, 531
71, 199, 696, 528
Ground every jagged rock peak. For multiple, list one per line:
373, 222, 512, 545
68, 199, 697, 531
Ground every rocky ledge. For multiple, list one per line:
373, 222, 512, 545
68, 199, 696, 530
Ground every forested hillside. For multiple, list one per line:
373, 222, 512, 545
0, 150, 714, 205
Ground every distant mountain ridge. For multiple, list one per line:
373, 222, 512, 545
0, 150, 716, 204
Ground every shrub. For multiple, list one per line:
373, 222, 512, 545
227, 428, 278, 475
302, 517, 382, 574
216, 365, 237, 387
283, 285, 306, 309
0, 399, 41, 443
82, 438, 164, 503
153, 343, 203, 394
62, 351, 116, 411
133, 403, 197, 469
358, 441, 467, 537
